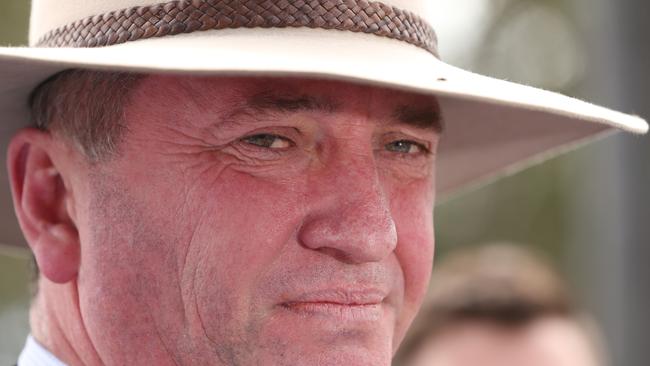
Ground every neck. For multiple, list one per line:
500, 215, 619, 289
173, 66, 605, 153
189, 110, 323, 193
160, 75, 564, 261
30, 277, 104, 366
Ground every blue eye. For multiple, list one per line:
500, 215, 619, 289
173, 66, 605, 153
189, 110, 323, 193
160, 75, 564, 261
242, 134, 293, 149
385, 140, 426, 154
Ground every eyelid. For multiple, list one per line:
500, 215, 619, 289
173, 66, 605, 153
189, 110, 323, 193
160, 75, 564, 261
240, 126, 300, 142
388, 140, 431, 157
401, 139, 429, 151
382, 132, 434, 152
230, 127, 303, 162
241, 133, 295, 149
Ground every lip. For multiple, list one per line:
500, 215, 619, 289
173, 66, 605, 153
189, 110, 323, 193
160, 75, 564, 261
279, 289, 387, 321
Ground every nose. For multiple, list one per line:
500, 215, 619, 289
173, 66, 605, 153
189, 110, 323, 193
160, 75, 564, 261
298, 155, 398, 264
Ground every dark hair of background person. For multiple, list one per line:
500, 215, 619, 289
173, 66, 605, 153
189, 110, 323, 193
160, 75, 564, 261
393, 243, 607, 366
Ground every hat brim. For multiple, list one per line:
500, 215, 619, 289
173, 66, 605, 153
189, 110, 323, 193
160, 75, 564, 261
0, 28, 647, 246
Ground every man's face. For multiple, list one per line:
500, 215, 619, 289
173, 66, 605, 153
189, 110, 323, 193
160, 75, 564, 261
71, 76, 439, 365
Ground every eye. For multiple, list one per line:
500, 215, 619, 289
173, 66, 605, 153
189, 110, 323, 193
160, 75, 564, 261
242, 134, 293, 149
385, 140, 428, 154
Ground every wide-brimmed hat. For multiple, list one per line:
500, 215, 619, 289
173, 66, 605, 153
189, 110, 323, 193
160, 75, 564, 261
0, 0, 647, 247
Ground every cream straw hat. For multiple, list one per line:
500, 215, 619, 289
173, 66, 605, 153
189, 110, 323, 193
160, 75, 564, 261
0, 0, 647, 246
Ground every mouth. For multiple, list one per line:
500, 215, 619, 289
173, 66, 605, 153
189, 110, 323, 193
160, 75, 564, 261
279, 289, 387, 321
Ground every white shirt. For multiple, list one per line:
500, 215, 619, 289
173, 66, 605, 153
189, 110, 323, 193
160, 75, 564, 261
17, 336, 67, 366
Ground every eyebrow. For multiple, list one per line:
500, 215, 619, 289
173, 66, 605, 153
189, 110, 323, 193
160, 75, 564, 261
393, 104, 444, 133
247, 91, 340, 115
227, 89, 443, 133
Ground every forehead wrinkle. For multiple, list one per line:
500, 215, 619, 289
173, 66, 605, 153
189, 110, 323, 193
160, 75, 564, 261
157, 77, 258, 135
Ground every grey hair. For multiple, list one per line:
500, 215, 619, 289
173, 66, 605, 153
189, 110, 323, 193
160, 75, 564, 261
27, 69, 143, 291
30, 69, 143, 161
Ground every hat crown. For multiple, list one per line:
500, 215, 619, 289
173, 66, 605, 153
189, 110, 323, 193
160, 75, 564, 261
29, 0, 436, 47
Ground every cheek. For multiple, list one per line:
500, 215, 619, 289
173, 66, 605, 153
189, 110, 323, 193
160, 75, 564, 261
75, 174, 194, 359
79, 159, 309, 356
396, 226, 434, 305
390, 180, 435, 339
392, 177, 435, 290
185, 168, 308, 336
190, 166, 307, 268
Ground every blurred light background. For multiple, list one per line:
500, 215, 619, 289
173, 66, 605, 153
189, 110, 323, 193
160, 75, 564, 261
0, 0, 648, 365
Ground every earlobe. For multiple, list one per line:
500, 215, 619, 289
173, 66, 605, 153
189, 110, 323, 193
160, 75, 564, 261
7, 129, 81, 284
33, 223, 80, 284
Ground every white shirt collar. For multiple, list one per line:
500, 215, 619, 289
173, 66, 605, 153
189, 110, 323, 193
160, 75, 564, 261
18, 335, 68, 366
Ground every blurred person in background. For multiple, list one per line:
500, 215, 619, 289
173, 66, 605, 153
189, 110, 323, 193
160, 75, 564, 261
394, 244, 606, 366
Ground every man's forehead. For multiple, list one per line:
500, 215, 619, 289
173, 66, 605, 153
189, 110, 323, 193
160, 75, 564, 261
134, 75, 442, 131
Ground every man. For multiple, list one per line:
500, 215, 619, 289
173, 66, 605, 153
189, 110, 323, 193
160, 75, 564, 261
0, 1, 646, 365
393, 245, 606, 366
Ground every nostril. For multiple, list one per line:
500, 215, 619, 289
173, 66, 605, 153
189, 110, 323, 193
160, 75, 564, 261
315, 247, 360, 264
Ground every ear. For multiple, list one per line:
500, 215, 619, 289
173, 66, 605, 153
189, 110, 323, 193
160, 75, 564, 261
7, 128, 80, 284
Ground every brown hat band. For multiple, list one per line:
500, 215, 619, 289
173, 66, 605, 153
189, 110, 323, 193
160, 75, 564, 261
36, 0, 439, 56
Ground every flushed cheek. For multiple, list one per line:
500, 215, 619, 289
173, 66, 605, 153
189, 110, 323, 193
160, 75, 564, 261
77, 177, 199, 364
186, 168, 308, 349
391, 226, 434, 347
394, 224, 434, 306
389, 183, 435, 345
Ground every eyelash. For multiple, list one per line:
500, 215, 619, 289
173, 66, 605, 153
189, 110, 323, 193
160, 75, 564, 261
384, 140, 430, 155
241, 133, 294, 150
240, 133, 430, 157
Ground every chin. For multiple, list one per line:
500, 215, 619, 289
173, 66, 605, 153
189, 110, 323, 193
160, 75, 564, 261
251, 322, 394, 366
243, 306, 396, 365
259, 345, 392, 366
313, 349, 391, 366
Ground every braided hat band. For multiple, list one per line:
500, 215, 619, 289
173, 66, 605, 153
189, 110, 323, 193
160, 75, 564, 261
36, 0, 439, 57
